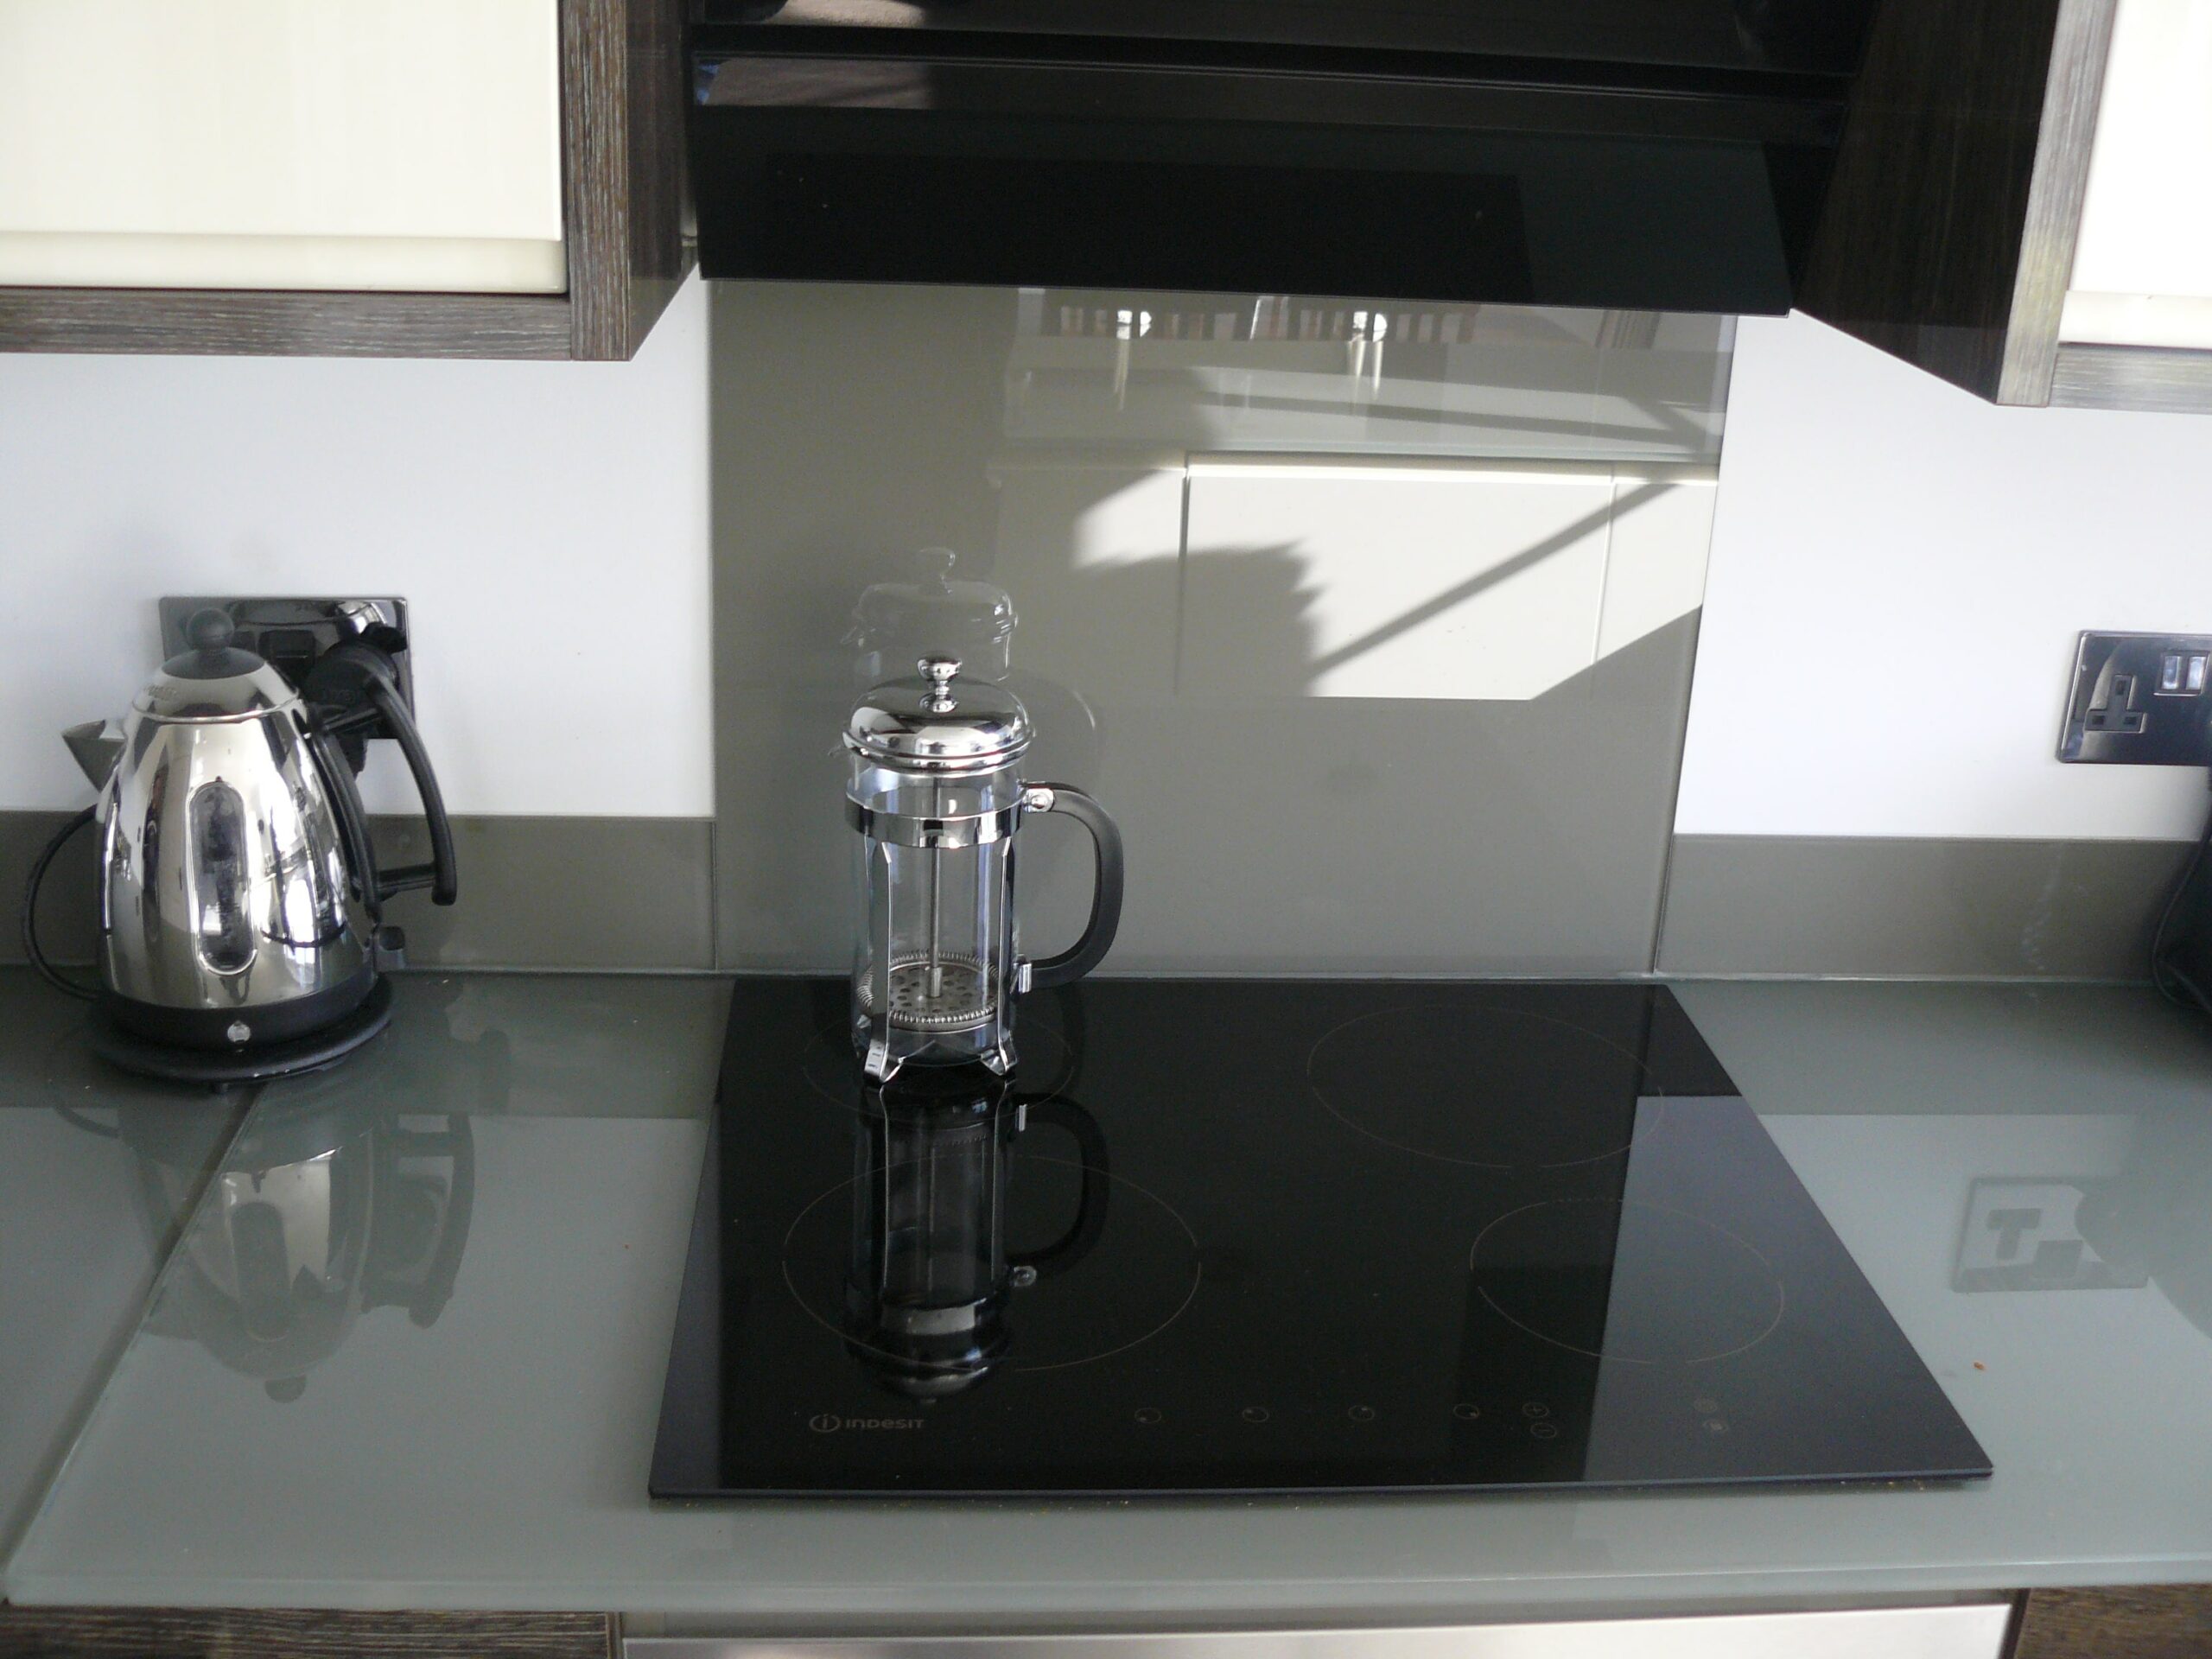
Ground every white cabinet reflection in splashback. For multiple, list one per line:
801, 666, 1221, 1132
1183, 459, 1714, 703
988, 455, 1718, 706
1185, 461, 1614, 703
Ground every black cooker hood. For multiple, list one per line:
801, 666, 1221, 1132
689, 2, 1872, 315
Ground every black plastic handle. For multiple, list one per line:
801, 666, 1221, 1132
1007, 1096, 1109, 1281
1027, 784, 1123, 989
362, 679, 458, 906
308, 720, 386, 924
306, 643, 459, 912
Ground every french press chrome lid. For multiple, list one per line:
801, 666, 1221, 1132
843, 656, 1032, 772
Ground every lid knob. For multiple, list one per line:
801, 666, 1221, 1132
157, 605, 271, 689
186, 607, 236, 652
919, 655, 960, 714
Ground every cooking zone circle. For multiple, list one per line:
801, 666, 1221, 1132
1306, 1003, 1664, 1169
1470, 1198, 1785, 1365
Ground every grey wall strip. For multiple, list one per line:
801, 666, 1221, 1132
1658, 834, 2195, 980
3, 812, 715, 973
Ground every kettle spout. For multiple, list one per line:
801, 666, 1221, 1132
62, 719, 124, 790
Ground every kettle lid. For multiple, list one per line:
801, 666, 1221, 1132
136, 607, 297, 721
845, 656, 1031, 770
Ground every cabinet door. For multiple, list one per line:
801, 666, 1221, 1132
2062, 0, 2212, 350
0, 0, 564, 293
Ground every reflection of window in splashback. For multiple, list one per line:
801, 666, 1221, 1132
1005, 289, 1732, 463
710, 283, 1729, 978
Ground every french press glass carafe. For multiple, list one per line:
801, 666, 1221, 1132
844, 656, 1123, 1081
842, 1065, 1108, 1398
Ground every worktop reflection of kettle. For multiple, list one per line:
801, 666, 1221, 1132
55, 977, 509, 1399
133, 1101, 475, 1402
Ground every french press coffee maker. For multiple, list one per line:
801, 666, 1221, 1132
844, 656, 1123, 1081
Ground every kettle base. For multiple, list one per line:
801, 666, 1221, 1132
90, 976, 395, 1086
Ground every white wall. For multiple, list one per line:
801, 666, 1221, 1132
1675, 312, 2212, 842
0, 276, 712, 817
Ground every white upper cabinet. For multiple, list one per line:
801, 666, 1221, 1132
0, 0, 564, 294
2063, 0, 2212, 349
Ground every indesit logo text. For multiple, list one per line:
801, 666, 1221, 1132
809, 1413, 925, 1434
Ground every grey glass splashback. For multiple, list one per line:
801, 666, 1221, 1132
711, 283, 1731, 975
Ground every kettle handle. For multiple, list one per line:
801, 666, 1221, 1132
1020, 784, 1123, 989
309, 658, 459, 914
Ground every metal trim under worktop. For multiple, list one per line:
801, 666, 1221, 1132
623, 1611, 2015, 1659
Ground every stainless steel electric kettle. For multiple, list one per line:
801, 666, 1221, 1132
22, 606, 456, 1083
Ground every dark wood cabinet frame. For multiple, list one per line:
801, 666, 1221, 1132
1800, 0, 2115, 406
1802, 0, 2212, 414
0, 0, 689, 361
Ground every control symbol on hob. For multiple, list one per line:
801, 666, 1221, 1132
1522, 1401, 1550, 1419
1241, 1406, 1272, 1424
1451, 1403, 1482, 1421
1347, 1405, 1376, 1422
1529, 1421, 1560, 1441
1702, 1418, 1730, 1436
1134, 1407, 1164, 1426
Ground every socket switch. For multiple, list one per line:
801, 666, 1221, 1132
2057, 630, 2212, 765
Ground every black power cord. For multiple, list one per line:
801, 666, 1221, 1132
2152, 787, 2212, 1017
20, 804, 98, 1001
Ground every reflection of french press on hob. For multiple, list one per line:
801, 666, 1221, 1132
843, 656, 1123, 1082
843, 1067, 1108, 1399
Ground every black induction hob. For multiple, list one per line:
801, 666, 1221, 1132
650, 979, 1990, 1497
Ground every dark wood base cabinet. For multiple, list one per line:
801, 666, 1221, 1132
2015, 1586, 2212, 1659
0, 1608, 615, 1659
4, 1593, 2212, 1658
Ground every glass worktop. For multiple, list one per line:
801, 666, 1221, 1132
8, 974, 2212, 1622
0, 970, 245, 1568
